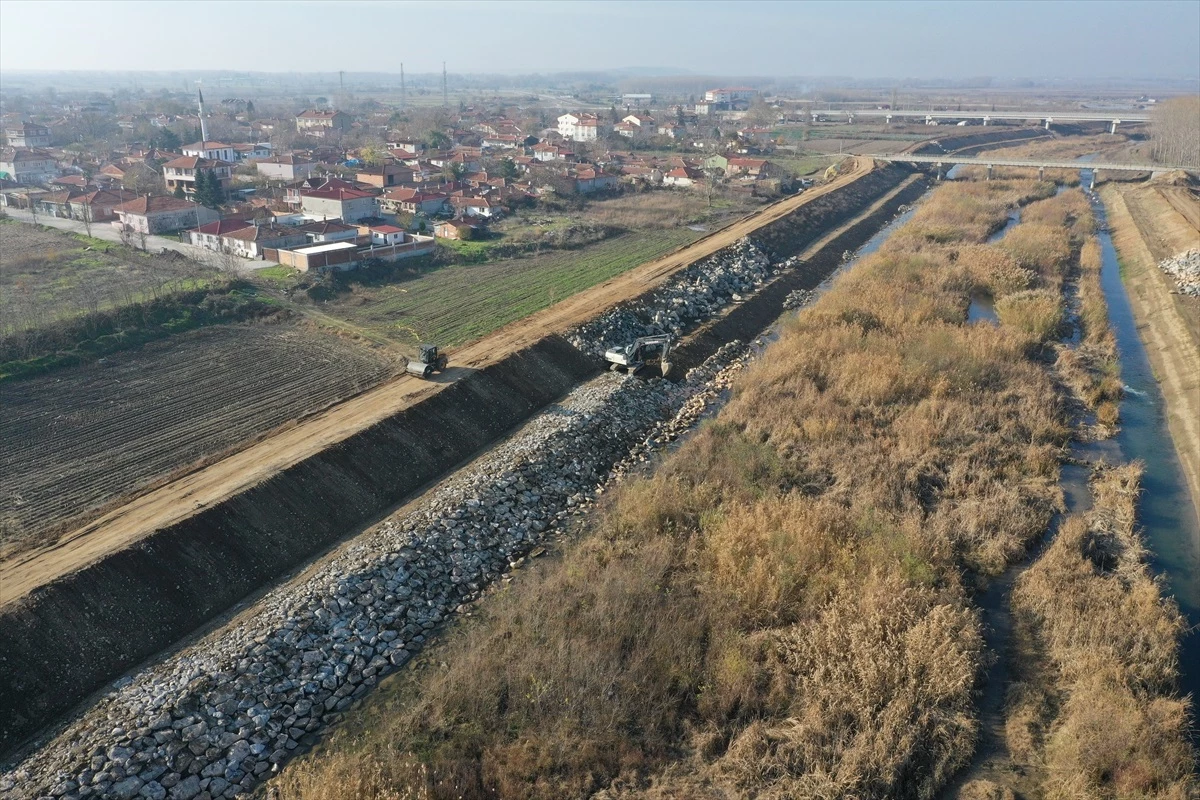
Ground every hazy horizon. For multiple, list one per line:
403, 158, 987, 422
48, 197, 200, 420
1, 0, 1198, 81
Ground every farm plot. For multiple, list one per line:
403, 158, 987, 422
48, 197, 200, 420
316, 228, 703, 347
0, 324, 397, 553
0, 220, 220, 335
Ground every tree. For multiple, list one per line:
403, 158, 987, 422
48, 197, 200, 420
360, 144, 385, 167
498, 157, 519, 180
426, 130, 451, 150
123, 163, 162, 196
443, 161, 467, 182
152, 128, 181, 151
173, 184, 186, 199
245, 100, 255, 116
194, 170, 224, 209
1151, 96, 1200, 168
745, 96, 776, 128
78, 202, 94, 237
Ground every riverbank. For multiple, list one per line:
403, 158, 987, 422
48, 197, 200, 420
270, 179, 1110, 799
1100, 183, 1200, 523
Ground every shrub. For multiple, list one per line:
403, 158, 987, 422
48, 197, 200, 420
996, 289, 1063, 343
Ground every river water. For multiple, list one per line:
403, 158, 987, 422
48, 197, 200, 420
1079, 170, 1200, 704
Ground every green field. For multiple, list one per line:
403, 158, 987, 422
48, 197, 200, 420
303, 229, 702, 348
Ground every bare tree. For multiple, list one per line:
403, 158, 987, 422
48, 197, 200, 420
1151, 96, 1200, 168
78, 203, 94, 238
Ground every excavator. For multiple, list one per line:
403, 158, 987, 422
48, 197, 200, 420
406, 343, 449, 378
604, 334, 673, 377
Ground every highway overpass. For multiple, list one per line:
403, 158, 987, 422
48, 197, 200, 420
809, 108, 1151, 132
864, 153, 1191, 184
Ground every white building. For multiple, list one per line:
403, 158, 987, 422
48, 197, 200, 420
704, 87, 756, 103
556, 113, 600, 142
181, 140, 237, 163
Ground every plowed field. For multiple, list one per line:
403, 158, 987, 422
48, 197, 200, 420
0, 324, 397, 556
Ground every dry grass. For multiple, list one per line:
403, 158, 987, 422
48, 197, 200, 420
1009, 464, 1196, 799
1054, 235, 1123, 426
273, 180, 1190, 799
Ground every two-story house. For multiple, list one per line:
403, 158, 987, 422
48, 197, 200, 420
556, 113, 600, 142
296, 110, 352, 137
181, 140, 237, 163
300, 185, 378, 223
0, 147, 59, 184
162, 156, 234, 197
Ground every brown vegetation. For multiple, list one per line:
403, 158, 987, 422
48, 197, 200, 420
276, 179, 1100, 800
1007, 464, 1195, 798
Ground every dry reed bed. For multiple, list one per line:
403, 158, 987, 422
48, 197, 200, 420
273, 183, 1184, 799
1003, 464, 1194, 799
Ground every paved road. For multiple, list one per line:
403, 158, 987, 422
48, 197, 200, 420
1, 208, 267, 275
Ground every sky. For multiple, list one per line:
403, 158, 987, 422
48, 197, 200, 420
1, 0, 1197, 80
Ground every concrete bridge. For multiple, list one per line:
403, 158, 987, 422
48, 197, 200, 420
864, 152, 1191, 186
810, 108, 1151, 133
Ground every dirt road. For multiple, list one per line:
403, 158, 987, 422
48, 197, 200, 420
0, 158, 872, 607
1102, 182, 1200, 521
1, 208, 265, 275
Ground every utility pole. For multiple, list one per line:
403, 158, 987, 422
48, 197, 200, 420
339, 70, 345, 92
442, 62, 448, 107
400, 62, 406, 111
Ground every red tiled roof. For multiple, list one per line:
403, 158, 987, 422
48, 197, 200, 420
301, 186, 375, 201
113, 195, 196, 215
182, 141, 233, 151
192, 219, 252, 235
164, 155, 233, 170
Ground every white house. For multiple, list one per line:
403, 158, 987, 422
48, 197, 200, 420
187, 218, 254, 252
256, 154, 317, 181
181, 140, 237, 163
233, 142, 273, 161
556, 113, 600, 142
365, 224, 406, 245
219, 223, 308, 259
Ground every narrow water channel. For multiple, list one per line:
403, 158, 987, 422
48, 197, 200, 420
1080, 172, 1200, 704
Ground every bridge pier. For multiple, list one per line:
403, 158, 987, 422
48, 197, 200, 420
885, 114, 892, 125
986, 164, 994, 181
982, 115, 990, 126
847, 113, 854, 124
1038, 165, 1045, 181
1044, 117, 1054, 130
1090, 169, 1099, 190
812, 112, 819, 124
936, 162, 945, 181
1110, 119, 1120, 134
